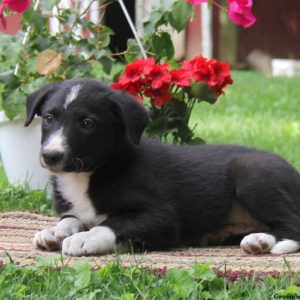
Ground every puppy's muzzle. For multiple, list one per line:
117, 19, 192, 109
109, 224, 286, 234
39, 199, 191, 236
42, 150, 64, 167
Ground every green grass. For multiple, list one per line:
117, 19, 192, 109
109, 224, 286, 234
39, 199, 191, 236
1, 70, 300, 298
0, 163, 52, 214
1, 258, 300, 299
191, 70, 300, 171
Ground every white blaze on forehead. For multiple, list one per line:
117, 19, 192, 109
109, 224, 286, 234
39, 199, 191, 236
64, 84, 81, 109
43, 128, 66, 153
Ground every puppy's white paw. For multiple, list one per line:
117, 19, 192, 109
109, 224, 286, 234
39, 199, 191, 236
33, 217, 84, 251
54, 217, 84, 240
33, 227, 60, 251
270, 239, 299, 255
62, 226, 116, 256
241, 233, 276, 254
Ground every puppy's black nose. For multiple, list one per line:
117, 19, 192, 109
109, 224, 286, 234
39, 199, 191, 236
42, 151, 64, 166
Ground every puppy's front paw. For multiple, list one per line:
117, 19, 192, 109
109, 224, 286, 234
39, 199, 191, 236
240, 233, 276, 254
33, 227, 60, 251
54, 217, 84, 240
33, 217, 84, 251
62, 226, 116, 256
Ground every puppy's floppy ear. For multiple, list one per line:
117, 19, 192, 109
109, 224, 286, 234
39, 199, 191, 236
24, 83, 60, 127
111, 91, 149, 145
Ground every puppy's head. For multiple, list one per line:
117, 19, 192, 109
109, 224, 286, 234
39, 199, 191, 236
25, 79, 149, 173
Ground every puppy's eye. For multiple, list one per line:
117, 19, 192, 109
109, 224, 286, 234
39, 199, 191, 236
43, 114, 53, 125
81, 118, 96, 129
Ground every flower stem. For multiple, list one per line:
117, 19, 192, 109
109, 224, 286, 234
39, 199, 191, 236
187, 97, 196, 124
79, 0, 96, 18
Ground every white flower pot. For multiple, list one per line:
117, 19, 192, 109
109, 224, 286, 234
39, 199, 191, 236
0, 112, 49, 190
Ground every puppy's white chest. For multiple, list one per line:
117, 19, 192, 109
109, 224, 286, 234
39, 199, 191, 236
56, 173, 107, 228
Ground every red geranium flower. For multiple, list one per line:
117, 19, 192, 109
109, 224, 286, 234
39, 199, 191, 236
119, 57, 155, 85
182, 56, 211, 83
227, 0, 256, 28
5, 0, 31, 12
141, 57, 156, 75
146, 63, 171, 89
119, 60, 143, 85
111, 80, 143, 102
170, 69, 191, 87
144, 83, 172, 106
207, 59, 233, 94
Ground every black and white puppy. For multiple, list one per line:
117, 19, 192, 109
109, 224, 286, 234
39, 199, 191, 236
25, 79, 300, 256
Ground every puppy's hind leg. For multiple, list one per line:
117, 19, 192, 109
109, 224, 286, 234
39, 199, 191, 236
238, 201, 300, 255
233, 157, 300, 255
237, 189, 300, 255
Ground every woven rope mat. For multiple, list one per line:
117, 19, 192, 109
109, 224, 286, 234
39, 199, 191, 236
1, 211, 300, 272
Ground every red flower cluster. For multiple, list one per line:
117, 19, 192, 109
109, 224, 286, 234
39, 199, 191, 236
0, 0, 31, 28
182, 56, 233, 95
112, 57, 173, 106
112, 56, 233, 106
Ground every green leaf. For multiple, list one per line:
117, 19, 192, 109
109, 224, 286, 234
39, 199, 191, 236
151, 32, 174, 60
98, 26, 113, 48
0, 35, 22, 63
29, 11, 48, 31
75, 269, 91, 289
2, 88, 25, 119
33, 36, 52, 51
168, 103, 188, 121
166, 269, 195, 297
92, 49, 109, 60
0, 82, 5, 109
40, 0, 58, 13
209, 278, 226, 299
169, 1, 194, 32
74, 267, 92, 290
0, 73, 10, 85
188, 82, 219, 104
147, 113, 169, 136
21, 77, 51, 96
143, 11, 166, 35
125, 39, 140, 63
99, 56, 113, 75
191, 262, 215, 280
22, 6, 35, 25
155, 0, 173, 10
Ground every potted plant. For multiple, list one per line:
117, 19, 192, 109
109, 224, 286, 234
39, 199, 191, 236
0, 0, 255, 189
0, 0, 115, 189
